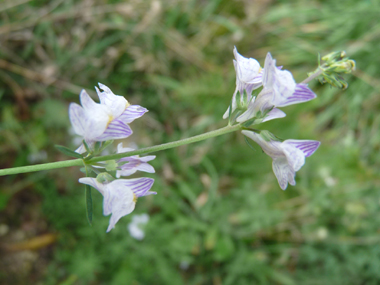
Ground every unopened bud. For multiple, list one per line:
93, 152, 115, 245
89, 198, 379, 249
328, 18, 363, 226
322, 51, 346, 64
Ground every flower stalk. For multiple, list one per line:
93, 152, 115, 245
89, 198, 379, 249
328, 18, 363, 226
0, 124, 242, 177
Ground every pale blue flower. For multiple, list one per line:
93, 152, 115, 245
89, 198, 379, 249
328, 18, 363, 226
237, 53, 316, 123
242, 130, 320, 190
69, 83, 148, 153
79, 177, 155, 232
116, 143, 155, 178
223, 47, 263, 119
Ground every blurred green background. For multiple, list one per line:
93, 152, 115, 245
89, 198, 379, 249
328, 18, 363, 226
1, 0, 380, 284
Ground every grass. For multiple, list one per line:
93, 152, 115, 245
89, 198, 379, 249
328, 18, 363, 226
0, 0, 380, 284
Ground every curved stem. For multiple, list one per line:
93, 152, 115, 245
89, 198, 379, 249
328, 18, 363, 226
302, 67, 324, 84
0, 159, 84, 176
88, 124, 241, 163
0, 124, 242, 176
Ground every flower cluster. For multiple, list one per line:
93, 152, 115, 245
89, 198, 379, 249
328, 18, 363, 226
70, 84, 155, 232
226, 48, 320, 190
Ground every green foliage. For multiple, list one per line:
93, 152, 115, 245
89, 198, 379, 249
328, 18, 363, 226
1, 0, 380, 284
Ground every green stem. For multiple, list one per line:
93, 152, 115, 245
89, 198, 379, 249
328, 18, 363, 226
302, 67, 324, 84
0, 124, 242, 176
0, 159, 84, 176
88, 124, 241, 163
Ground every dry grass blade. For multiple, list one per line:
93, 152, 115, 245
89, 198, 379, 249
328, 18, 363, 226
0, 59, 95, 96
0, 0, 32, 13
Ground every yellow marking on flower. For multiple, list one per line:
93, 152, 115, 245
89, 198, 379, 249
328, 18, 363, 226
125, 101, 130, 109
133, 193, 137, 203
259, 67, 263, 73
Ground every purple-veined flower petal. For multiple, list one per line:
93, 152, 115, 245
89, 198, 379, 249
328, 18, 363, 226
262, 53, 276, 87
283, 140, 321, 157
272, 157, 296, 190
242, 130, 320, 190
95, 118, 133, 141
134, 162, 155, 173
116, 161, 156, 178
272, 71, 296, 104
224, 48, 263, 120
115, 143, 156, 178
69, 103, 86, 136
234, 47, 261, 84
139, 155, 156, 163
119, 177, 156, 197
80, 90, 99, 111
280, 143, 306, 172
77, 91, 111, 140
262, 108, 286, 122
104, 189, 136, 232
275, 83, 317, 107
119, 105, 148, 124
96, 83, 129, 118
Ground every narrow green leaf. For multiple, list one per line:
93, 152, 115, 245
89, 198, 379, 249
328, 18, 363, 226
242, 117, 257, 128
55, 145, 83, 159
85, 184, 93, 226
83, 140, 92, 154
244, 135, 256, 152
94, 141, 102, 153
99, 140, 114, 153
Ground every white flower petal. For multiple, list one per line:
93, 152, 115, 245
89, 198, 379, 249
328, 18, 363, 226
272, 157, 295, 190
69, 103, 86, 136
135, 163, 155, 173
96, 83, 129, 118
234, 47, 261, 83
78, 177, 105, 195
80, 90, 99, 111
272, 69, 296, 106
103, 180, 136, 229
262, 52, 276, 87
95, 118, 132, 141
241, 130, 283, 157
116, 168, 137, 178
277, 83, 317, 107
139, 155, 156, 163
120, 105, 148, 124
262, 108, 286, 122
281, 143, 306, 172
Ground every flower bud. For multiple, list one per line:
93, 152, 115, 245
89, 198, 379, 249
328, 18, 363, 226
321, 51, 346, 64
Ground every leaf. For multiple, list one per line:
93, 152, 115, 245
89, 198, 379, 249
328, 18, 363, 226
55, 145, 83, 159
99, 140, 114, 153
83, 140, 92, 153
242, 117, 257, 128
244, 135, 256, 152
85, 184, 93, 226
94, 141, 102, 153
